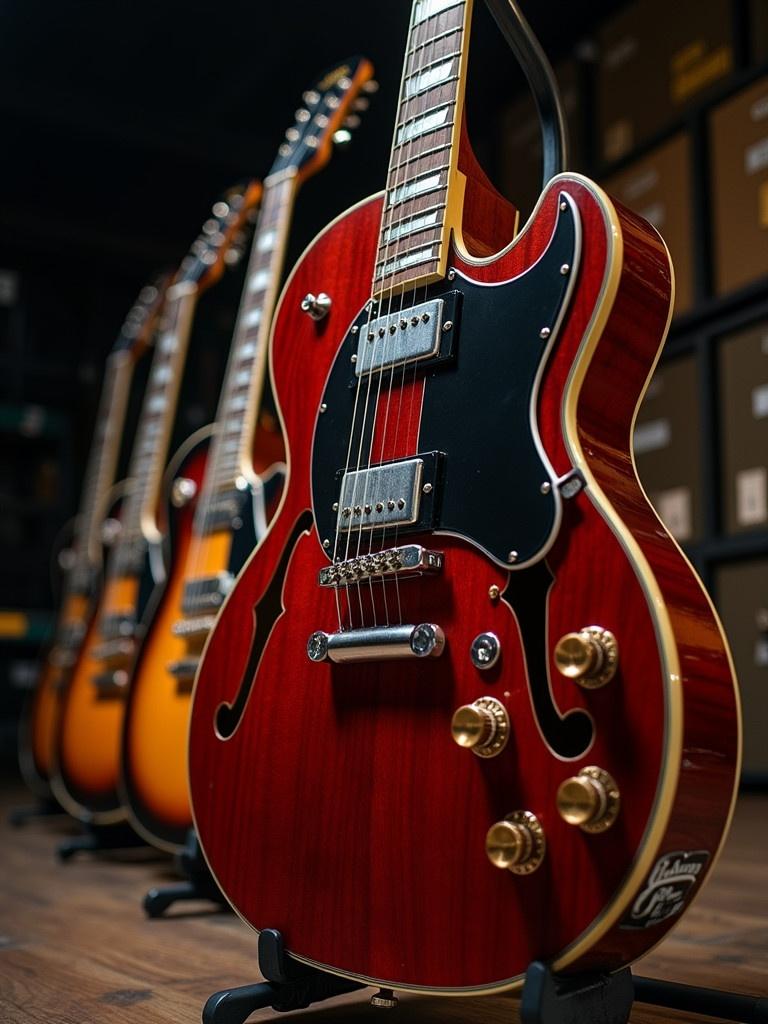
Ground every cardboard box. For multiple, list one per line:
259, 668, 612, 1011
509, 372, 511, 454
598, 0, 733, 163
634, 354, 703, 543
719, 320, 768, 533
603, 133, 694, 316
715, 559, 768, 776
498, 60, 584, 220
711, 75, 768, 295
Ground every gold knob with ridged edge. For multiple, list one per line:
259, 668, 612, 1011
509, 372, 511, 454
556, 766, 620, 833
554, 626, 618, 688
485, 810, 545, 874
451, 697, 509, 758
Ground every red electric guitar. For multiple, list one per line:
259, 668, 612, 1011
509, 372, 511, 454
189, 0, 741, 994
120, 57, 375, 852
19, 280, 166, 800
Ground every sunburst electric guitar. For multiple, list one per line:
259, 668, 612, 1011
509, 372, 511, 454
52, 186, 258, 823
19, 282, 166, 800
189, 0, 740, 994
120, 57, 375, 852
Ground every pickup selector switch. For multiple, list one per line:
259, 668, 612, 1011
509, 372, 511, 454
554, 626, 618, 688
450, 696, 509, 757
485, 810, 545, 874
556, 765, 620, 832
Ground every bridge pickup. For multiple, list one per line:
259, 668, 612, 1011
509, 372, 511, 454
353, 292, 460, 377
318, 544, 443, 587
99, 614, 136, 641
91, 637, 135, 663
307, 622, 445, 664
181, 573, 234, 616
335, 452, 441, 534
170, 615, 217, 639
92, 669, 129, 696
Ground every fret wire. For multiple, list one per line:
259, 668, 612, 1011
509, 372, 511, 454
376, 232, 446, 267
403, 48, 462, 78
395, 100, 455, 133
406, 25, 462, 58
403, 73, 461, 102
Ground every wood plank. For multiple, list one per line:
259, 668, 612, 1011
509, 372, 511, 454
0, 785, 765, 1023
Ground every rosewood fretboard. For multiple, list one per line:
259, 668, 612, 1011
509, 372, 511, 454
373, 0, 472, 296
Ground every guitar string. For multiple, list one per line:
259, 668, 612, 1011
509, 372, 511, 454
345, 0, 441, 630
363, 1, 466, 629
331, 21, 428, 632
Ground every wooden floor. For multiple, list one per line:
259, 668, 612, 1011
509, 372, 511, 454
1, 783, 766, 1024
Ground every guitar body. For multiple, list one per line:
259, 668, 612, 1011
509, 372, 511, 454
190, 168, 739, 991
122, 422, 284, 850
20, 588, 91, 797
52, 498, 160, 823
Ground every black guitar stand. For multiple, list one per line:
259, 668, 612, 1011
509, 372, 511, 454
143, 829, 228, 917
8, 797, 65, 827
202, 942, 768, 1024
56, 820, 147, 861
202, 929, 365, 1024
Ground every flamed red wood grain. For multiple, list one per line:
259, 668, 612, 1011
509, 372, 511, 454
188, 150, 739, 989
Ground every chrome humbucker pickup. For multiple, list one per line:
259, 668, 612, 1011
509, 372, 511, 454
318, 544, 443, 587
336, 457, 424, 532
354, 295, 454, 376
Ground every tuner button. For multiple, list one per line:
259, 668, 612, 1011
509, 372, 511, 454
554, 626, 618, 688
485, 811, 545, 874
556, 766, 620, 832
333, 129, 352, 147
344, 114, 361, 129
212, 201, 229, 218
353, 97, 370, 111
451, 697, 508, 757
285, 127, 300, 142
295, 108, 311, 122
303, 90, 320, 105
363, 79, 380, 93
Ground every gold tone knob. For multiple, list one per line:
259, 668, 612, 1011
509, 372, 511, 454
485, 810, 545, 874
554, 626, 618, 688
556, 766, 620, 833
451, 697, 509, 758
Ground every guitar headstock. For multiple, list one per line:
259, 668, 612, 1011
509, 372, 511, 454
176, 179, 263, 291
116, 274, 171, 359
269, 56, 376, 183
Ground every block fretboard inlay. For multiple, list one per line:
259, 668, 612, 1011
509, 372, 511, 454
373, 0, 469, 296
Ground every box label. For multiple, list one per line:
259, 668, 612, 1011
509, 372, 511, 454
736, 467, 768, 525
634, 417, 671, 454
657, 486, 692, 541
671, 44, 732, 104
752, 383, 768, 419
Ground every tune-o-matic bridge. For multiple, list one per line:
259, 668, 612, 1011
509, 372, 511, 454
318, 544, 442, 587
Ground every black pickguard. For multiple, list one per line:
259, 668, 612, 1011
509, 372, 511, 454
215, 510, 313, 740
311, 194, 579, 568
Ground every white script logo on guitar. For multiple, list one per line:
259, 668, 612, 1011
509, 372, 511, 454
621, 850, 710, 929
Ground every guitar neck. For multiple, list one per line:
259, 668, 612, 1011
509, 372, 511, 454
70, 347, 136, 584
373, 0, 473, 297
118, 282, 198, 552
199, 174, 297, 508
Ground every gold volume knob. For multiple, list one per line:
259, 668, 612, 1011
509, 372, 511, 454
450, 697, 509, 758
554, 626, 618, 688
485, 810, 545, 874
556, 766, 620, 833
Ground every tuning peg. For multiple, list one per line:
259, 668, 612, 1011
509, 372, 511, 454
285, 126, 300, 142
303, 89, 320, 105
353, 97, 370, 112
278, 143, 291, 157
224, 247, 242, 266
326, 95, 340, 110
363, 79, 379, 94
333, 129, 353, 147
295, 108, 310, 123
343, 114, 361, 129
338, 76, 352, 90
202, 218, 219, 235
212, 201, 229, 218
305, 136, 319, 149
139, 285, 158, 303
